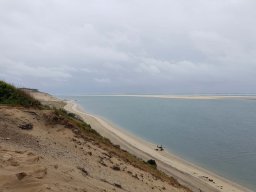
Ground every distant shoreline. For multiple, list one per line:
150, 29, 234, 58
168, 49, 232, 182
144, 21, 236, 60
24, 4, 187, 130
64, 100, 253, 192
63, 94, 256, 100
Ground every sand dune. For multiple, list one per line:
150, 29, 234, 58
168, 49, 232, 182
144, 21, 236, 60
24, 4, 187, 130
0, 100, 189, 192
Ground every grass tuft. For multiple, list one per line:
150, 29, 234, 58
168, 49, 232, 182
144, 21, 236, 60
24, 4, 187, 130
0, 80, 41, 108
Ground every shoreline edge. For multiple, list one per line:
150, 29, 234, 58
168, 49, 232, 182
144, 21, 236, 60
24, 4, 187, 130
63, 99, 253, 192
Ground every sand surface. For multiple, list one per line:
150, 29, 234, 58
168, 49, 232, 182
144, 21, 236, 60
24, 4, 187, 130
64, 100, 253, 192
0, 109, 187, 192
0, 93, 191, 192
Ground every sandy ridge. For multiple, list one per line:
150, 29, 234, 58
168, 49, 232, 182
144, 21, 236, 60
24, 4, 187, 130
64, 100, 253, 192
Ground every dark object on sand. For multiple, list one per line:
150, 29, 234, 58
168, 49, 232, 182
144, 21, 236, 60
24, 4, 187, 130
77, 166, 89, 176
16, 172, 27, 180
147, 159, 157, 167
18, 123, 33, 130
112, 165, 121, 171
114, 183, 122, 188
156, 145, 164, 151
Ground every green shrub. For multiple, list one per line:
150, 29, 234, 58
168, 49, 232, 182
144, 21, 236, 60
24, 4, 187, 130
0, 80, 41, 108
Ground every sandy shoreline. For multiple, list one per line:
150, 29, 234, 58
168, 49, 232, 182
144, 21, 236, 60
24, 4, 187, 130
64, 100, 253, 192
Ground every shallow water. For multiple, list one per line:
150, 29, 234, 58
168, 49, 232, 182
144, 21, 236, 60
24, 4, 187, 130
63, 96, 256, 190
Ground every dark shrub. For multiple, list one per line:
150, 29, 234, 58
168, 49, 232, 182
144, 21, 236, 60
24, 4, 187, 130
0, 80, 41, 108
147, 159, 157, 167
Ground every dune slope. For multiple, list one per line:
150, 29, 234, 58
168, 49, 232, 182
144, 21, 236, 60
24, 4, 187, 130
0, 106, 189, 192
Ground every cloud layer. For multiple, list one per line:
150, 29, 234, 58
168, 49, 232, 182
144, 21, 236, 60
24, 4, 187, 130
1, 0, 256, 94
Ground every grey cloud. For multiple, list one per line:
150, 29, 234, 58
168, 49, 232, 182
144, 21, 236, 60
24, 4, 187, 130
0, 0, 256, 94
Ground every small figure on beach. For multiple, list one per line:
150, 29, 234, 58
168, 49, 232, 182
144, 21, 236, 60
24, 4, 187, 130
155, 144, 164, 151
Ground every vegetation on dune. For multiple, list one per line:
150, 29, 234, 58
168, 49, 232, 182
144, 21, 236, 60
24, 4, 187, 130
45, 108, 189, 190
0, 80, 190, 191
0, 80, 41, 108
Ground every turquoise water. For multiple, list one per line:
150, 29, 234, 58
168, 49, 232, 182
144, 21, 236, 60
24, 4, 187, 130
63, 96, 256, 190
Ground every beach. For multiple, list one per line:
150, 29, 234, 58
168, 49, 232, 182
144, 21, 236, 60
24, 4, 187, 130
1, 87, 193, 192
2, 0, 255, 191
64, 100, 253, 192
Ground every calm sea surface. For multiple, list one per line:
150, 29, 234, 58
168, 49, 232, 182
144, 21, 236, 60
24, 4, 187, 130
63, 96, 256, 190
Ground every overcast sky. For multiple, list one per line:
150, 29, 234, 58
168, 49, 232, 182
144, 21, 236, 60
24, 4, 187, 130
0, 0, 256, 95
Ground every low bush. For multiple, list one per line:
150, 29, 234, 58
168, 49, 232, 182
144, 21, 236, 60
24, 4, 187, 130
0, 80, 41, 108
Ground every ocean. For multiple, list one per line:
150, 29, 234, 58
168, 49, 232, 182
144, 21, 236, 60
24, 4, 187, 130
63, 96, 256, 190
